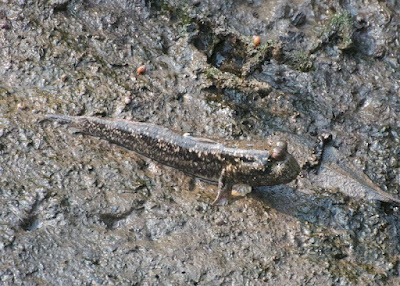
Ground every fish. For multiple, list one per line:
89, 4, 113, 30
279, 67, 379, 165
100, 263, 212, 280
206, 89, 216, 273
44, 114, 301, 205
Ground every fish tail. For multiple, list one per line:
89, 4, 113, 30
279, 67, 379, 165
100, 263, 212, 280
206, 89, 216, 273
45, 114, 76, 124
380, 191, 400, 205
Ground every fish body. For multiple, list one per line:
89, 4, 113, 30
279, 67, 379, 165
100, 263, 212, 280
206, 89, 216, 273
45, 115, 301, 205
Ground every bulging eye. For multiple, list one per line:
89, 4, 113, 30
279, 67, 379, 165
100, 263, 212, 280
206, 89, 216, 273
271, 140, 287, 161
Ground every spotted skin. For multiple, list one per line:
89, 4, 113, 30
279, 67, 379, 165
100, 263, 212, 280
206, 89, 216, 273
45, 115, 301, 205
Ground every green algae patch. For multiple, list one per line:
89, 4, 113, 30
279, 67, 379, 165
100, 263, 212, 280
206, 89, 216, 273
326, 11, 354, 50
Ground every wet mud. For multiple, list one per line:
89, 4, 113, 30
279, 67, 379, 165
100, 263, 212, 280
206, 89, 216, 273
1, 0, 400, 285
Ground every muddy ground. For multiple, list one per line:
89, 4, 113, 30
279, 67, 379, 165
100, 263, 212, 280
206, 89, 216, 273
1, 0, 400, 285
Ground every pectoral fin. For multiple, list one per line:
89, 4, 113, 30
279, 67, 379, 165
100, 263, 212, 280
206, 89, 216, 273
212, 168, 233, 206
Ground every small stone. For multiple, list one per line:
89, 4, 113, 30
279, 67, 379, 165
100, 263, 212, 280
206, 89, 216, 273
215, 218, 226, 226
136, 65, 146, 75
124, 95, 132, 105
1, 20, 10, 30
253, 35, 261, 47
17, 103, 27, 110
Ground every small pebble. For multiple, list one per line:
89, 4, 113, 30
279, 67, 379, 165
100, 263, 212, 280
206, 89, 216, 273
1, 20, 9, 30
253, 35, 261, 47
215, 218, 226, 226
17, 103, 27, 110
136, 65, 146, 75
124, 95, 132, 105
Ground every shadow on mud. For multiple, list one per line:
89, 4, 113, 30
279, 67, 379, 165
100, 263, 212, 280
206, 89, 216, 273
249, 184, 400, 231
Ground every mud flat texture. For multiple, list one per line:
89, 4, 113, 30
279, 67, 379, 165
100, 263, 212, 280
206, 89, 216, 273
1, 0, 400, 285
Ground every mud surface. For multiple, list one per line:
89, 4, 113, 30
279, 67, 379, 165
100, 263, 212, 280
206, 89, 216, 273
1, 0, 400, 285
